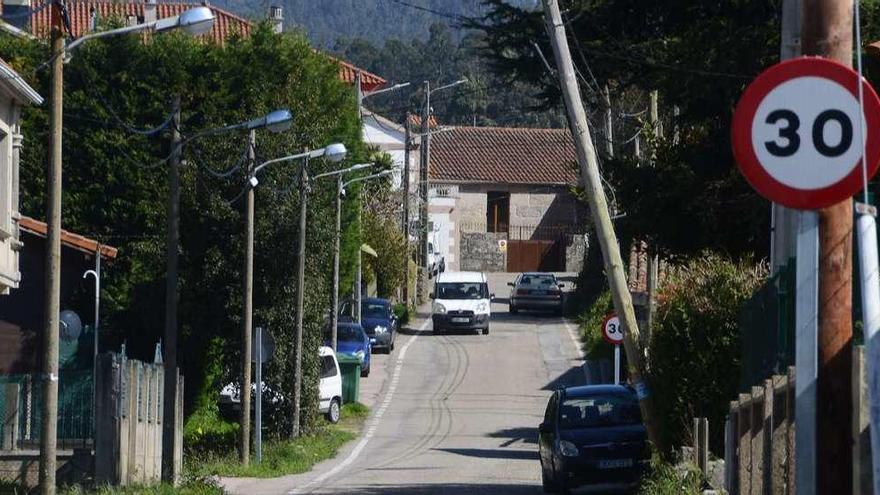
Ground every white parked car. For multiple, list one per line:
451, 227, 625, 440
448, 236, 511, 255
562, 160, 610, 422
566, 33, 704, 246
318, 346, 343, 423
431, 271, 492, 335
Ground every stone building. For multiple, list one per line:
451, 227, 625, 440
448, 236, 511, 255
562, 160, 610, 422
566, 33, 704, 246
428, 126, 588, 272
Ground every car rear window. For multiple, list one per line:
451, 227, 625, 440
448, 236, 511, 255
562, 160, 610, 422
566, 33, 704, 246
519, 274, 556, 286
558, 394, 642, 429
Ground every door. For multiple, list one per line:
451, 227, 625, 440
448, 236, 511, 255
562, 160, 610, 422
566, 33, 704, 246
507, 240, 562, 272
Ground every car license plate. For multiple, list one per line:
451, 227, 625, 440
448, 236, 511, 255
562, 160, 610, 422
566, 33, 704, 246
598, 459, 633, 469
451, 317, 469, 323
532, 290, 546, 295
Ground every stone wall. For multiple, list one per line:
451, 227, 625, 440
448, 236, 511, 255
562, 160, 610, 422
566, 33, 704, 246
460, 232, 507, 272
564, 234, 586, 272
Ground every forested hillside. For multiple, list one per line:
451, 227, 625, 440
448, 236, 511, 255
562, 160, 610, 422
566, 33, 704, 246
227, 0, 537, 45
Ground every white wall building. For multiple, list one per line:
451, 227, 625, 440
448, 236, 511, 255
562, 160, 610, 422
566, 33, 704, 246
0, 59, 42, 295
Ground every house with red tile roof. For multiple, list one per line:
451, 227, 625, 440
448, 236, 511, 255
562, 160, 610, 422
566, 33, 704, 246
427, 126, 588, 272
2, 1, 386, 92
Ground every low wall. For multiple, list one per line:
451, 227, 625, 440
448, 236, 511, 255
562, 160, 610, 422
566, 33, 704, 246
460, 232, 507, 272
564, 234, 586, 272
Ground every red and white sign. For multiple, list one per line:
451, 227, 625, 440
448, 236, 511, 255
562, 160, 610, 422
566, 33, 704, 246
732, 57, 880, 209
601, 314, 623, 345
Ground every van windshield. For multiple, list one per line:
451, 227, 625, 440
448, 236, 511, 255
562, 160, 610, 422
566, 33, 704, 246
436, 282, 488, 300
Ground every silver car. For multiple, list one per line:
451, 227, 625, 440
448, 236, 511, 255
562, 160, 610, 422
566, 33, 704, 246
508, 272, 565, 315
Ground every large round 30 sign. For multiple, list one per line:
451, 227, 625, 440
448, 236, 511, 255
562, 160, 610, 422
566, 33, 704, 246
732, 57, 880, 209
601, 314, 623, 345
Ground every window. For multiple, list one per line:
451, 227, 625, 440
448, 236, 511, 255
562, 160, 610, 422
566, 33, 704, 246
558, 394, 642, 429
362, 302, 390, 319
435, 282, 489, 300
486, 191, 509, 233
321, 355, 338, 378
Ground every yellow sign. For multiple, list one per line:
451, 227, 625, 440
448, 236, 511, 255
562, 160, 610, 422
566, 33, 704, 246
498, 239, 508, 253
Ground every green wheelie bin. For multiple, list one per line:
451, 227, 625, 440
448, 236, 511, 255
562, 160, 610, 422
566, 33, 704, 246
336, 354, 362, 404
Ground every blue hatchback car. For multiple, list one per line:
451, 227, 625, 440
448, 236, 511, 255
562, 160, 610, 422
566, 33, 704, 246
334, 322, 372, 378
539, 385, 649, 494
360, 298, 398, 353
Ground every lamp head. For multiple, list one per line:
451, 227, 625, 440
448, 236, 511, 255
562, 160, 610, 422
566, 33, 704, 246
265, 109, 293, 133
248, 176, 259, 189
177, 6, 215, 36
324, 143, 347, 163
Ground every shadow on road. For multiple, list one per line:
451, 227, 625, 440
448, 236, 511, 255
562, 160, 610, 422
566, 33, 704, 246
435, 447, 539, 461
329, 483, 542, 494
487, 426, 538, 446
543, 365, 586, 390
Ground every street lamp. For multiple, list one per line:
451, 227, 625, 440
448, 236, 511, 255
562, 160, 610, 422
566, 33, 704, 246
341, 170, 394, 324
248, 142, 348, 438
40, 5, 216, 492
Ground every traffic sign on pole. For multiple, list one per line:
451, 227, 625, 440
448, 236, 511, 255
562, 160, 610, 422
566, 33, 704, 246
732, 57, 880, 209
601, 314, 623, 345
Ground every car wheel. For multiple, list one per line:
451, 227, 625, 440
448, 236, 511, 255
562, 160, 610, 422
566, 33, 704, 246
434, 326, 443, 335
361, 365, 370, 378
482, 326, 489, 335
509, 305, 518, 314
325, 398, 341, 424
390, 339, 395, 351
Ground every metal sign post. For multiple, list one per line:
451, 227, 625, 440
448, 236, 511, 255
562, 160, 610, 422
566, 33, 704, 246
613, 345, 621, 385
795, 211, 818, 495
255, 326, 262, 464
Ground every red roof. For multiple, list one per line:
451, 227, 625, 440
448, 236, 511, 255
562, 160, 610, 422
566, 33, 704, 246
31, 1, 251, 45
429, 127, 579, 185
25, 1, 385, 91
19, 216, 118, 259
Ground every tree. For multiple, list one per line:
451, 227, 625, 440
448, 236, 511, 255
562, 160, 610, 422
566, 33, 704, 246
1, 23, 370, 436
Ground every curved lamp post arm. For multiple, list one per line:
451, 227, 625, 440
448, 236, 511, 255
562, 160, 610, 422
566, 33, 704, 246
343, 169, 394, 189
313, 162, 373, 181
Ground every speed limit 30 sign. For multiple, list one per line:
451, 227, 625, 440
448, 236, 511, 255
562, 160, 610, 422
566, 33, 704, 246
601, 314, 623, 345
732, 57, 880, 209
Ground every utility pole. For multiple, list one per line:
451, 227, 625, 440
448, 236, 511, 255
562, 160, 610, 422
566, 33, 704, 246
402, 113, 412, 308
420, 81, 431, 287
239, 129, 256, 465
161, 96, 182, 483
40, 2, 64, 492
603, 86, 613, 158
355, 72, 364, 322
541, 0, 661, 449
645, 91, 660, 341
331, 175, 342, 350
802, 0, 853, 492
292, 157, 308, 438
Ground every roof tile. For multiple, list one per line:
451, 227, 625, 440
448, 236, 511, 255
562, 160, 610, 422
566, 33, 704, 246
429, 127, 579, 185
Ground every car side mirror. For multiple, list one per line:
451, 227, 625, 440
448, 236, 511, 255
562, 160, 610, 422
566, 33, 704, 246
558, 283, 565, 288
539, 422, 552, 434
429, 292, 435, 299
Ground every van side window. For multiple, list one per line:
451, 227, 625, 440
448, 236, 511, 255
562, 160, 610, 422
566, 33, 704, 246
321, 355, 338, 378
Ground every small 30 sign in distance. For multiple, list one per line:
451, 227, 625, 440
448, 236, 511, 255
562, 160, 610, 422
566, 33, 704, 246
602, 314, 623, 345
732, 57, 880, 209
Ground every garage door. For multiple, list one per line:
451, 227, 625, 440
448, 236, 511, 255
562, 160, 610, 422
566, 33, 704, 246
506, 240, 564, 272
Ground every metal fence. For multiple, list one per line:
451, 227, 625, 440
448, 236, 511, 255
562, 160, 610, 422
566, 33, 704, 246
0, 370, 93, 450
738, 261, 795, 392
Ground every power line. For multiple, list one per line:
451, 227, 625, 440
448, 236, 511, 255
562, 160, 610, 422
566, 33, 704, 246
385, 0, 463, 22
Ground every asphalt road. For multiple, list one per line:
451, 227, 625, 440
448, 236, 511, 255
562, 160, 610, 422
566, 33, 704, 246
222, 272, 585, 495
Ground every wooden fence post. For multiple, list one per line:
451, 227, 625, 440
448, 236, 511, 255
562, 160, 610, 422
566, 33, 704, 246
728, 402, 740, 495
762, 379, 774, 494
770, 374, 789, 494
751, 386, 766, 495
740, 393, 753, 495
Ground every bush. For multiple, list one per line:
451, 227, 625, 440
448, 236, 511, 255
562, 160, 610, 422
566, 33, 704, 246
392, 302, 411, 325
577, 290, 614, 360
183, 403, 238, 456
649, 252, 766, 455
638, 457, 702, 495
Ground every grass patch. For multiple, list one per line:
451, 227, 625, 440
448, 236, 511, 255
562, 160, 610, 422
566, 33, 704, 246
60, 477, 223, 495
638, 457, 702, 495
188, 403, 369, 479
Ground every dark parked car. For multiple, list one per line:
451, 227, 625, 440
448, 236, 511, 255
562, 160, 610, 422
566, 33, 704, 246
508, 272, 565, 315
539, 385, 648, 494
359, 297, 398, 353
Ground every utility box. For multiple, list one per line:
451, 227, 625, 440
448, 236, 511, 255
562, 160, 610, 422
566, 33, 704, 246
336, 354, 362, 404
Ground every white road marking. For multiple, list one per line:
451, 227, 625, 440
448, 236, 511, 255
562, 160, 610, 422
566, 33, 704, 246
290, 317, 430, 494
563, 321, 585, 359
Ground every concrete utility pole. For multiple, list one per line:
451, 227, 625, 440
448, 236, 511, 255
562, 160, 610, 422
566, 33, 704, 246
771, 0, 803, 272
603, 86, 613, 158
162, 96, 182, 482
239, 129, 256, 465
292, 157, 308, 438
420, 81, 431, 282
801, 0, 853, 492
331, 175, 343, 350
541, 0, 661, 449
40, 3, 64, 492
402, 113, 412, 307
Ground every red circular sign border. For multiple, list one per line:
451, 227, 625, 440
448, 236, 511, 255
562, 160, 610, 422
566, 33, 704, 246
731, 57, 880, 210
601, 313, 622, 345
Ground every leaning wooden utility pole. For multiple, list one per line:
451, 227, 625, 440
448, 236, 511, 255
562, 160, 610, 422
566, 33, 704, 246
645, 91, 660, 341
802, 0, 854, 492
40, 2, 64, 493
541, 0, 661, 449
402, 113, 412, 307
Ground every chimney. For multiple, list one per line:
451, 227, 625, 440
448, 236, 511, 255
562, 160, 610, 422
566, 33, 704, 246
269, 5, 283, 34
143, 0, 157, 24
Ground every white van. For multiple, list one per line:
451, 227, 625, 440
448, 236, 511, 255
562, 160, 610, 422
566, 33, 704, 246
431, 271, 492, 335
318, 346, 343, 423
